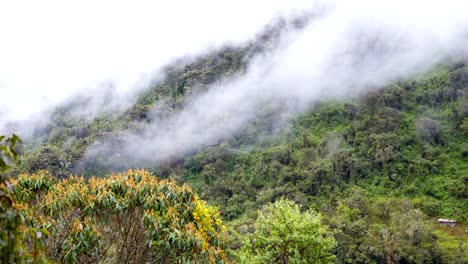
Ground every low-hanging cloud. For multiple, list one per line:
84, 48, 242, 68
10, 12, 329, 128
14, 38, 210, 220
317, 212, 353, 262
0, 0, 316, 129
2, 1, 468, 171
81, 0, 468, 169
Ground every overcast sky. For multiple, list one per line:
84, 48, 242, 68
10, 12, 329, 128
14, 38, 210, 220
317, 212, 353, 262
0, 0, 315, 123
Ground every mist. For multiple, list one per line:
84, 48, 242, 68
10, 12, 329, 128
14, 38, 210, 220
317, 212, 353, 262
0, 0, 315, 129
77, 0, 468, 169
2, 1, 468, 171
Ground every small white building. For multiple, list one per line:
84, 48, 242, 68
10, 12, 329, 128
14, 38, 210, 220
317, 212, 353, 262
437, 218, 456, 227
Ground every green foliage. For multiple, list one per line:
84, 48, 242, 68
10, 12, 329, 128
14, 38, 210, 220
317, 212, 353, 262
0, 134, 24, 263
0, 134, 21, 172
328, 188, 450, 263
433, 227, 467, 263
0, 134, 45, 263
234, 199, 336, 264
461, 118, 468, 134
188, 61, 467, 262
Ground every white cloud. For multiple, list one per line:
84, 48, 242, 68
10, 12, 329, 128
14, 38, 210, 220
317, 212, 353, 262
0, 0, 315, 123
86, 0, 468, 167
1, 0, 468, 169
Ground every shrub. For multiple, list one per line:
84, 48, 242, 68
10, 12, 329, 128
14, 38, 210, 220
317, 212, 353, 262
234, 198, 336, 264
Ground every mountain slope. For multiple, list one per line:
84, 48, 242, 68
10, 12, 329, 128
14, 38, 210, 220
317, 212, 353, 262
182, 62, 468, 222
6, 40, 468, 263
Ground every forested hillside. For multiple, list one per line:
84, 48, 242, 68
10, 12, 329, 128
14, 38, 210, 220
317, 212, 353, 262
2, 1, 468, 263
181, 60, 468, 262
2, 31, 468, 262
8, 20, 290, 179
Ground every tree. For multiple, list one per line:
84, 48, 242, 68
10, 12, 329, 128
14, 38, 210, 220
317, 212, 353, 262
330, 193, 446, 264
461, 118, 468, 135
0, 134, 43, 263
0, 134, 21, 172
235, 199, 336, 264
416, 116, 442, 144
13, 169, 228, 263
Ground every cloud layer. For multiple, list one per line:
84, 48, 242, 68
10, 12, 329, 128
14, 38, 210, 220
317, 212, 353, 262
1, 1, 468, 171
0, 0, 315, 125
81, 0, 468, 168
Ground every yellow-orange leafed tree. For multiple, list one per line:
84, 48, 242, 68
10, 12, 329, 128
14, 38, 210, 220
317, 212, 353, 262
13, 169, 228, 263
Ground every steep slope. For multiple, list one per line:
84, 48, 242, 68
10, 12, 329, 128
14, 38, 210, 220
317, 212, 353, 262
12, 56, 467, 263
5, 28, 467, 263
172, 61, 467, 263
182, 62, 468, 222
10, 18, 300, 178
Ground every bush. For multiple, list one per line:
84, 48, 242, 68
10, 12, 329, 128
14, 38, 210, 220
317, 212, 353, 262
234, 199, 336, 264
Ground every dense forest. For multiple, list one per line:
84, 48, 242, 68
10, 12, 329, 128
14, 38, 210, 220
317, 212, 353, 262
1, 25, 467, 262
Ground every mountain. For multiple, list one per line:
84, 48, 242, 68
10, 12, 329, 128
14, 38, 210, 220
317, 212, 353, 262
3, 22, 468, 263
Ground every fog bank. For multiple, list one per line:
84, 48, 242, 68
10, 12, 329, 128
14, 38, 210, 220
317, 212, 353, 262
83, 0, 468, 168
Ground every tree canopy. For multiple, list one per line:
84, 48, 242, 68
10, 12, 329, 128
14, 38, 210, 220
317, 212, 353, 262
12, 169, 228, 263
235, 199, 336, 264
